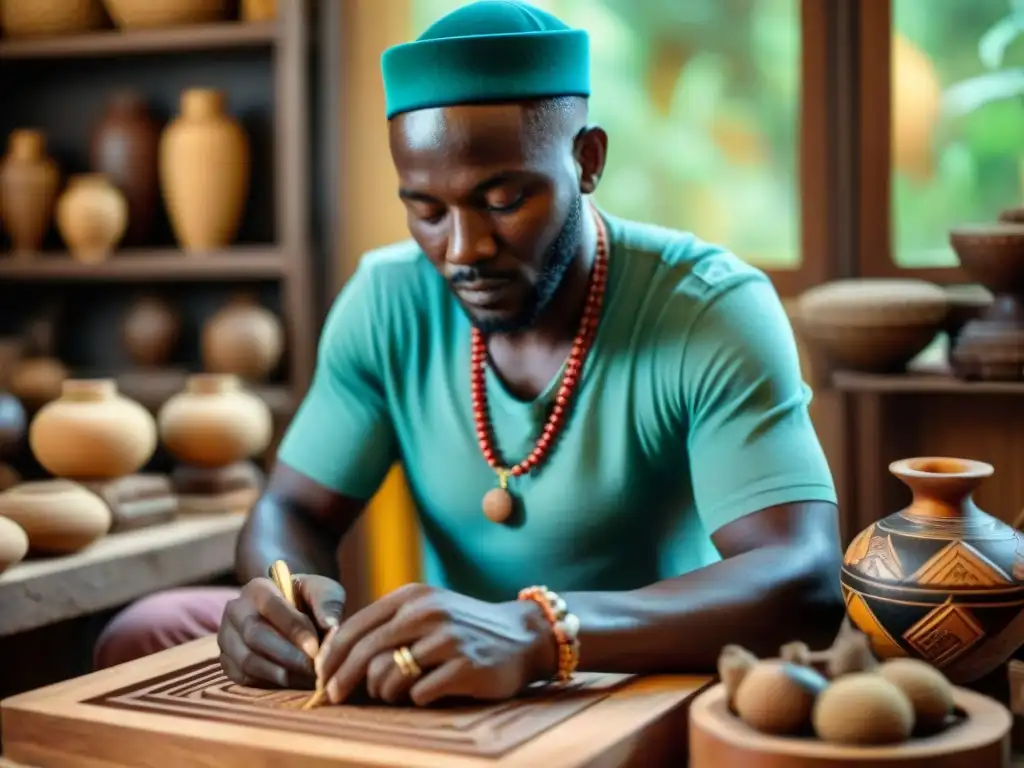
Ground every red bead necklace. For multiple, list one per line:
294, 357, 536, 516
473, 207, 609, 523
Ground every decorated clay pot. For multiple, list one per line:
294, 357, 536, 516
157, 374, 272, 468
56, 174, 128, 263
0, 516, 28, 572
122, 295, 180, 368
796, 279, 948, 372
202, 294, 283, 380
91, 92, 160, 247
0, 480, 110, 553
102, 0, 229, 29
0, 0, 106, 37
841, 457, 1024, 684
159, 89, 250, 252
29, 379, 157, 479
0, 129, 60, 255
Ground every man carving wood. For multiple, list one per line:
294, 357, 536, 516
94, 0, 845, 707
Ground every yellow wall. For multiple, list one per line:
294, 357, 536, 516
339, 0, 421, 598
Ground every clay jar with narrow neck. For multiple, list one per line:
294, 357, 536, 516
841, 457, 1024, 684
56, 174, 128, 263
159, 89, 250, 252
157, 374, 272, 468
91, 92, 160, 247
0, 129, 59, 255
29, 379, 157, 479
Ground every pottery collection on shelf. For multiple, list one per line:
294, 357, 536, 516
0, 130, 60, 255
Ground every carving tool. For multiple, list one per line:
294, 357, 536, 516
268, 559, 327, 710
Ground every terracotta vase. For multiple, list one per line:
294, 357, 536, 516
0, 0, 107, 37
0, 129, 60, 256
91, 92, 160, 247
159, 89, 250, 253
0, 516, 28, 573
29, 379, 157, 480
0, 480, 111, 553
157, 374, 272, 468
202, 294, 283, 380
841, 457, 1024, 684
56, 174, 128, 263
122, 295, 180, 368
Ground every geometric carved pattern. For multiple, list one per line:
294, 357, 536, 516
908, 540, 1012, 588
845, 592, 905, 659
856, 535, 904, 581
902, 599, 985, 668
844, 524, 874, 565
83, 659, 627, 758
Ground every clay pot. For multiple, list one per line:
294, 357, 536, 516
0, 0, 106, 37
122, 295, 180, 368
158, 374, 272, 468
91, 92, 160, 247
102, 0, 229, 29
202, 294, 283, 380
795, 279, 948, 372
241, 0, 275, 21
8, 357, 67, 408
29, 379, 157, 480
0, 390, 26, 460
0, 130, 60, 255
0, 516, 28, 573
0, 480, 111, 553
160, 89, 250, 252
56, 174, 128, 263
841, 457, 1024, 684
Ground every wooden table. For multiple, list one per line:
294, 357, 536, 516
0, 513, 245, 637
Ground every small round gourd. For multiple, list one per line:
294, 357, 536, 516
733, 661, 815, 735
813, 672, 914, 745
877, 658, 953, 731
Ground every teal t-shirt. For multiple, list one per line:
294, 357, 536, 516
277, 211, 837, 601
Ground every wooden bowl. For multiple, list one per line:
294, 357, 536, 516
689, 683, 1010, 768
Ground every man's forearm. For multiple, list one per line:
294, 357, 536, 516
235, 493, 342, 584
560, 543, 844, 675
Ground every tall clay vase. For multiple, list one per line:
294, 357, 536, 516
91, 92, 160, 247
29, 379, 157, 480
840, 457, 1024, 684
159, 89, 250, 253
0, 130, 59, 256
56, 174, 128, 263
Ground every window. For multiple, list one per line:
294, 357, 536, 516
410, 0, 806, 274
891, 0, 1024, 269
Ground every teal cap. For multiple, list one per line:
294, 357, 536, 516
381, 1, 590, 120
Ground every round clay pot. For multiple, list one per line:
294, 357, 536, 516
0, 516, 28, 573
241, 0, 275, 21
0, 479, 111, 553
0, 0, 107, 37
841, 457, 1024, 684
160, 88, 250, 252
7, 357, 67, 408
29, 379, 157, 479
795, 279, 948, 372
122, 295, 180, 368
158, 374, 272, 468
56, 174, 128, 263
202, 294, 283, 380
102, 0, 229, 29
0, 390, 26, 460
0, 129, 60, 255
91, 92, 160, 247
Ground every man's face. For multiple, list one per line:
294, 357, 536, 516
389, 103, 583, 334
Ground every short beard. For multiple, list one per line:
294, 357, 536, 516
472, 194, 583, 335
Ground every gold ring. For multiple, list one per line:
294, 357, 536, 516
393, 646, 422, 678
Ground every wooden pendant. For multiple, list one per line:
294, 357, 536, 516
482, 469, 514, 523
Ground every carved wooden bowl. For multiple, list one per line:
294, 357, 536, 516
689, 683, 1011, 768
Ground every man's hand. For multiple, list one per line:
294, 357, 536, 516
218, 574, 346, 689
315, 583, 555, 707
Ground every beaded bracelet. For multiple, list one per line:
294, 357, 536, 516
518, 585, 580, 682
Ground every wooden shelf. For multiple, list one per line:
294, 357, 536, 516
833, 370, 1024, 395
0, 247, 284, 281
0, 21, 279, 60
